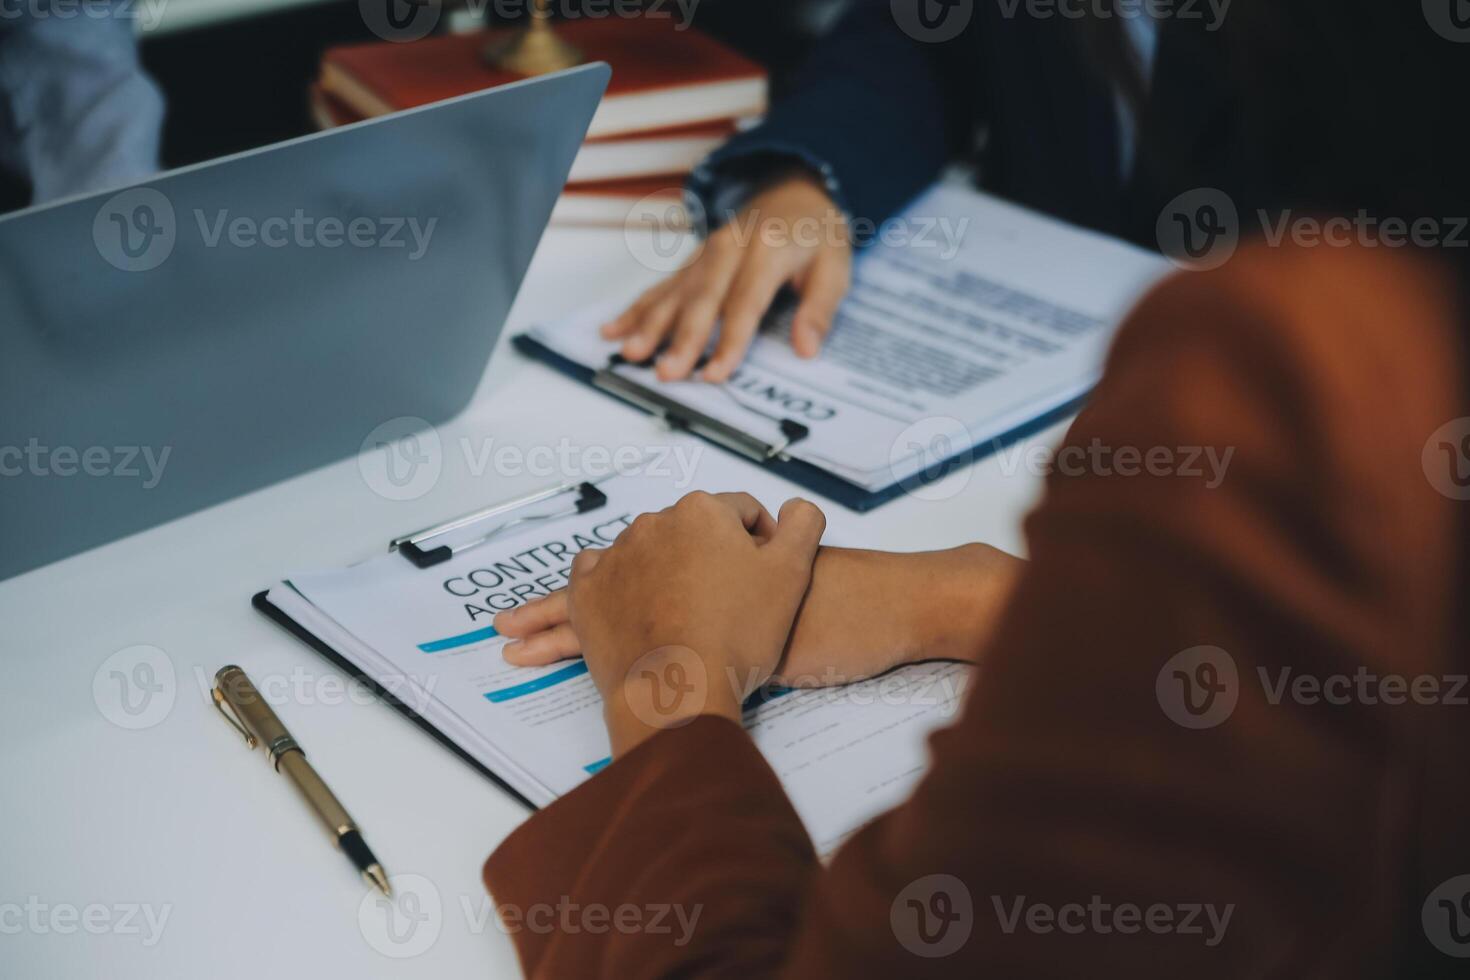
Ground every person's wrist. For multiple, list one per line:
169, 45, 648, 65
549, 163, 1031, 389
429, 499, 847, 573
603, 656, 745, 757
915, 543, 1024, 664
750, 162, 836, 205
742, 171, 849, 249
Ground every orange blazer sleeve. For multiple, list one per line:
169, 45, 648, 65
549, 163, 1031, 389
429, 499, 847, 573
484, 242, 1468, 978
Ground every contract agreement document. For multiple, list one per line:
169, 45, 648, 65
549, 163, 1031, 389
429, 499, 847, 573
257, 475, 969, 854
516, 185, 1170, 509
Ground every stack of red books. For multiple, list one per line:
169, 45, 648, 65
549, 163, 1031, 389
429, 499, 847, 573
312, 18, 766, 228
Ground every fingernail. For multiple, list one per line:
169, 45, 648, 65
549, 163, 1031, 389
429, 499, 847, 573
501, 639, 523, 660
792, 322, 818, 357
655, 355, 674, 380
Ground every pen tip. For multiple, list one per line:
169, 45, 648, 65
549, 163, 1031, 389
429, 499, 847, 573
365, 865, 391, 897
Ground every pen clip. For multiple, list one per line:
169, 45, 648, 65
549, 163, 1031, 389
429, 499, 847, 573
212, 686, 258, 749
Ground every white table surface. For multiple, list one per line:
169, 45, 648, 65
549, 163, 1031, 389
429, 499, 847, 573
0, 225, 1064, 978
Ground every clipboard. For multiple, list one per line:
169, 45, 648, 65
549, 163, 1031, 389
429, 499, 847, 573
251, 480, 612, 811
506, 182, 1174, 513
250, 476, 978, 846
511, 333, 1088, 513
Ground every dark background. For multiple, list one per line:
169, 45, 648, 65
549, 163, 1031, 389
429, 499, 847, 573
149, 0, 849, 167
0, 0, 851, 213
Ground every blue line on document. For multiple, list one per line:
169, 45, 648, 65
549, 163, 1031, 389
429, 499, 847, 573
417, 624, 499, 653
484, 660, 589, 703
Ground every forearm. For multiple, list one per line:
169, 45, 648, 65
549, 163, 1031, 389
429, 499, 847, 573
691, 2, 981, 231
594, 541, 1018, 754
0, 11, 164, 201
787, 544, 1022, 675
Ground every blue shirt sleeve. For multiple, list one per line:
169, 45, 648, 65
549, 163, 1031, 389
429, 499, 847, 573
687, 0, 984, 235
0, 2, 165, 203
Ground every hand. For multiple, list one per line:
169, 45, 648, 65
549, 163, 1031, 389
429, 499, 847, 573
603, 171, 853, 383
499, 539, 1023, 689
547, 492, 827, 755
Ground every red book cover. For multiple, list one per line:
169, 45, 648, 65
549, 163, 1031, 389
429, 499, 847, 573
320, 19, 766, 138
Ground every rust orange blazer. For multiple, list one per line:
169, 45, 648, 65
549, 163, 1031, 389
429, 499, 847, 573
484, 241, 1469, 978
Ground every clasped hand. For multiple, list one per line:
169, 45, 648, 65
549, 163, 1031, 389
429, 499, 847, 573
496, 491, 1025, 756
518, 492, 823, 755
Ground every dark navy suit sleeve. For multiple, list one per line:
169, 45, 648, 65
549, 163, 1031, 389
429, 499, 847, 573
688, 0, 985, 233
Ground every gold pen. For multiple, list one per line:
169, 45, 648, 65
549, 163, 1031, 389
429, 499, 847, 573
212, 665, 391, 896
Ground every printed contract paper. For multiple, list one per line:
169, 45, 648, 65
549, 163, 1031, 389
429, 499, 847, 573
265, 475, 967, 854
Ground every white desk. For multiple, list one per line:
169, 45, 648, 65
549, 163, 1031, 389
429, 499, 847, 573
0, 226, 1061, 978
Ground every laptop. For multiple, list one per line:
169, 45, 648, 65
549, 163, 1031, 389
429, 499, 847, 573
0, 63, 610, 581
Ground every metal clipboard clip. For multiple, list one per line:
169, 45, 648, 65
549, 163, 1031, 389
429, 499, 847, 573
389, 481, 608, 569
592, 354, 810, 464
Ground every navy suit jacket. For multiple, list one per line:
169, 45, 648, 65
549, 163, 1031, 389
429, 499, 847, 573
691, 0, 1237, 250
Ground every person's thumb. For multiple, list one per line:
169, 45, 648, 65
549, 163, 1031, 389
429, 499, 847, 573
764, 498, 826, 577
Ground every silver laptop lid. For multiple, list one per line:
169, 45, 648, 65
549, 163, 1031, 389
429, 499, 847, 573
0, 63, 610, 580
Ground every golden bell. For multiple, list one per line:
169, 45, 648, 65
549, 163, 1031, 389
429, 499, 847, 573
483, 0, 583, 75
